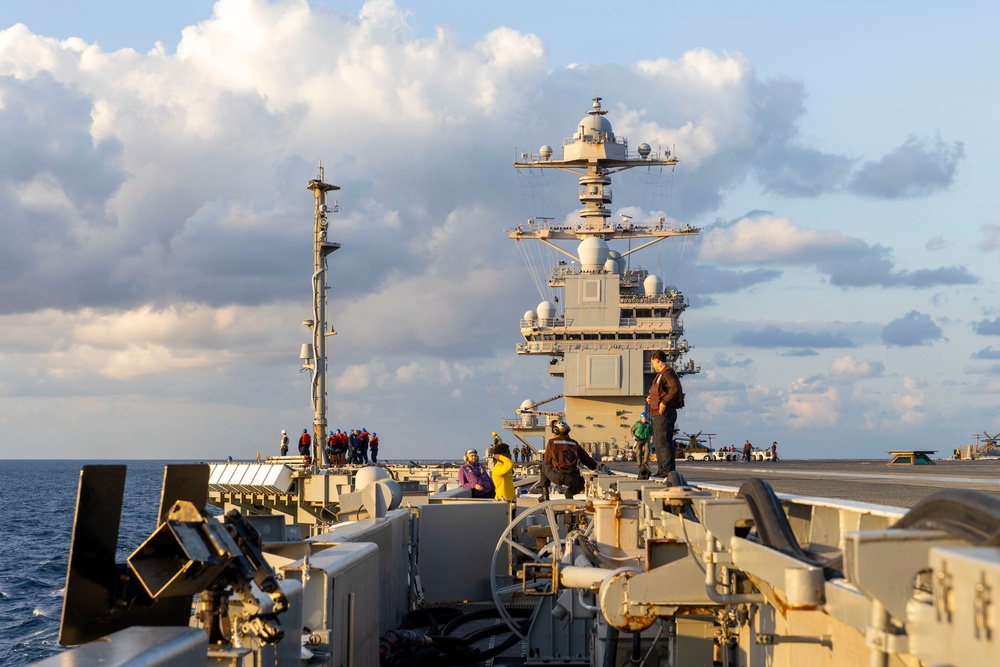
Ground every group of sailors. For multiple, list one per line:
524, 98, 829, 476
460, 423, 598, 502
279, 428, 380, 466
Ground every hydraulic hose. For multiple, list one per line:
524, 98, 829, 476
603, 625, 620, 667
737, 478, 823, 567
890, 488, 1000, 545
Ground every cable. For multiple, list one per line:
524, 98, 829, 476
891, 488, 1000, 545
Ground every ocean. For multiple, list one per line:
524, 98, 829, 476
0, 460, 189, 666
0, 457, 454, 666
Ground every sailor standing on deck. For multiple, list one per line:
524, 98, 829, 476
359, 429, 370, 464
280, 430, 289, 456
298, 429, 311, 456
630, 412, 652, 465
648, 350, 684, 476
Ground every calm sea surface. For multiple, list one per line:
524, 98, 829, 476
0, 460, 190, 666
0, 457, 450, 666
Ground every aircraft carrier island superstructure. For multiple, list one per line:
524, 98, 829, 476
502, 98, 700, 457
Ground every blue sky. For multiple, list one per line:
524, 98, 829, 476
1, 0, 998, 460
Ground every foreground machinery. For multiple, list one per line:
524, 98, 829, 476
40, 462, 1000, 666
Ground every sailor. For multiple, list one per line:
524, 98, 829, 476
369, 432, 379, 463
630, 412, 652, 465
491, 442, 515, 501
336, 429, 349, 465
648, 350, 684, 476
298, 429, 311, 457
540, 420, 598, 500
458, 449, 495, 499
771, 441, 778, 461
487, 431, 501, 472
280, 430, 289, 456
359, 428, 370, 464
325, 431, 335, 464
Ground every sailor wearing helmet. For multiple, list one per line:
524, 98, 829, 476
279, 430, 289, 456
540, 419, 598, 501
630, 412, 652, 465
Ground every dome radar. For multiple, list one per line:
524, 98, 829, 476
518, 399, 538, 427
578, 237, 610, 271
537, 301, 556, 321
643, 274, 664, 297
523, 309, 537, 324
605, 250, 623, 274
539, 145, 553, 160
638, 143, 651, 158
577, 97, 614, 142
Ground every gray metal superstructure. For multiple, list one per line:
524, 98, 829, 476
504, 98, 699, 457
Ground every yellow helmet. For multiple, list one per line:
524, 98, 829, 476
492, 431, 498, 437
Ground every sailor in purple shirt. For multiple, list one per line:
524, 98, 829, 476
459, 449, 495, 498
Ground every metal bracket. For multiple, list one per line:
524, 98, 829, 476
522, 561, 558, 596
757, 633, 832, 649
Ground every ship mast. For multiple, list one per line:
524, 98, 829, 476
305, 171, 340, 466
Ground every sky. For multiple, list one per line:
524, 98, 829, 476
0, 0, 998, 461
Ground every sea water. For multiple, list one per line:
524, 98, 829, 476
0, 460, 175, 665
0, 458, 454, 666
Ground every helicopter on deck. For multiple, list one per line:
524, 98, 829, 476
677, 431, 728, 461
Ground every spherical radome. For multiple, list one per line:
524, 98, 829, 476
643, 274, 663, 297
578, 236, 610, 269
537, 301, 556, 320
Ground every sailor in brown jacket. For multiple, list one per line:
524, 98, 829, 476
541, 419, 598, 500
647, 350, 685, 476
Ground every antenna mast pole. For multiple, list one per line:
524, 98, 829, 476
307, 170, 340, 466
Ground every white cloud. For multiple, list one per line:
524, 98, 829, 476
700, 215, 863, 264
784, 376, 840, 428
888, 375, 927, 427
828, 356, 885, 381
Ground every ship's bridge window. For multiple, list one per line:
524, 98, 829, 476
635, 308, 652, 318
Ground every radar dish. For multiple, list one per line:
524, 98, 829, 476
539, 145, 553, 160
638, 143, 651, 157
